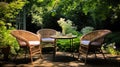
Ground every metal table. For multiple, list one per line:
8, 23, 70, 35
50, 35, 77, 59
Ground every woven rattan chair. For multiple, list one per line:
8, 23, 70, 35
36, 29, 57, 51
11, 30, 42, 64
78, 29, 111, 64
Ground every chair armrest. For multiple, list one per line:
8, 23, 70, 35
11, 34, 30, 46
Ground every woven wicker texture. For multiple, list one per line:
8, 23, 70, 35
37, 29, 57, 44
37, 29, 57, 57
37, 29, 57, 38
78, 29, 111, 64
11, 30, 42, 64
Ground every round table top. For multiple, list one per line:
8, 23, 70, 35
50, 35, 77, 39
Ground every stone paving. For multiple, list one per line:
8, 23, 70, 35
0, 51, 120, 67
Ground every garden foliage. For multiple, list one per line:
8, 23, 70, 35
0, 20, 19, 54
0, 0, 26, 54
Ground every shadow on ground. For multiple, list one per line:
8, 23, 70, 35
0, 51, 120, 67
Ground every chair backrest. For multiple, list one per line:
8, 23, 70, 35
37, 29, 57, 38
81, 29, 111, 44
11, 30, 40, 46
11, 30, 40, 41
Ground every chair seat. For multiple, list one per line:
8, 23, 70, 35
42, 38, 55, 42
81, 40, 90, 45
91, 42, 101, 46
81, 40, 101, 45
19, 41, 40, 46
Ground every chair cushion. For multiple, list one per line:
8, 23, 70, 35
91, 42, 101, 45
81, 40, 90, 45
19, 41, 40, 46
29, 41, 40, 45
42, 38, 55, 42
81, 40, 101, 45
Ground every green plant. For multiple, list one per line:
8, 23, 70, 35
0, 0, 26, 30
30, 4, 43, 27
0, 20, 19, 54
57, 18, 77, 35
81, 26, 94, 34
57, 33, 81, 52
103, 32, 120, 55
105, 42, 120, 55
0, 0, 25, 55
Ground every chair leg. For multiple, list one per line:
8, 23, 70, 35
39, 45, 43, 59
53, 40, 56, 60
29, 48, 33, 64
78, 53, 80, 59
100, 49, 106, 59
30, 54, 33, 64
39, 53, 43, 59
94, 51, 97, 59
39, 49, 43, 59
85, 52, 88, 64
78, 52, 82, 60
25, 48, 28, 62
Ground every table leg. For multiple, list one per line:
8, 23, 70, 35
70, 39, 74, 57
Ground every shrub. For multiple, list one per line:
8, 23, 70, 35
103, 32, 120, 55
57, 18, 78, 35
57, 33, 82, 52
0, 20, 19, 54
81, 26, 94, 34
105, 43, 120, 55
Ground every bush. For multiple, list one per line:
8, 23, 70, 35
103, 32, 120, 55
0, 20, 19, 54
57, 18, 78, 35
105, 43, 120, 55
57, 32, 82, 52
81, 26, 94, 34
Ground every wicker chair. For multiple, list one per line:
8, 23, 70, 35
78, 29, 111, 64
11, 30, 42, 64
36, 29, 57, 51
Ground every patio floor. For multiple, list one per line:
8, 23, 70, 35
0, 51, 120, 67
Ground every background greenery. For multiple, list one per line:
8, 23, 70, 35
0, 0, 120, 55
0, 0, 26, 55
